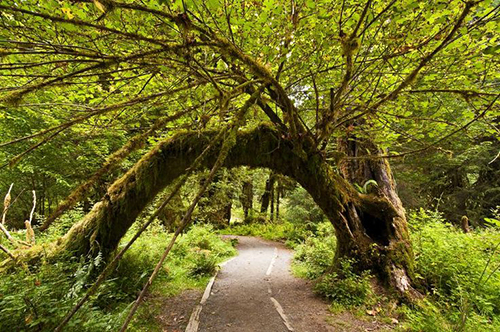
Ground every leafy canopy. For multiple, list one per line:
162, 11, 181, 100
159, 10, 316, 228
0, 0, 499, 186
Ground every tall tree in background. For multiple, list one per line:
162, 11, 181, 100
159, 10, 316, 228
240, 179, 253, 219
0, 0, 498, 298
260, 171, 276, 214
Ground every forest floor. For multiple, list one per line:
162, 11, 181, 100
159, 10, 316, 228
153, 236, 391, 332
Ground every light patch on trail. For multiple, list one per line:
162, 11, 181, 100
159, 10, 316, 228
266, 247, 294, 331
185, 256, 236, 332
270, 297, 295, 331
266, 247, 278, 276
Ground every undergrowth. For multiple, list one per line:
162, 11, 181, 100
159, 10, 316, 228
0, 212, 236, 332
218, 220, 311, 248
401, 209, 500, 331
289, 209, 500, 331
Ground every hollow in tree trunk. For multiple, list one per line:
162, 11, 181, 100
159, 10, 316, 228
333, 132, 417, 297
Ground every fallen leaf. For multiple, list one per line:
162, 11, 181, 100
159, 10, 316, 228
366, 309, 376, 316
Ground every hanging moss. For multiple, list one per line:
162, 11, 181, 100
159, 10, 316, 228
36, 123, 419, 298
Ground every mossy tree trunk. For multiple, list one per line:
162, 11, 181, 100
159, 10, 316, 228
335, 134, 417, 296
197, 173, 231, 229
240, 180, 253, 219
158, 191, 184, 232
57, 124, 417, 297
260, 172, 276, 214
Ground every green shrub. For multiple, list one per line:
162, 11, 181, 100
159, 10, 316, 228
284, 186, 327, 226
0, 255, 126, 331
407, 209, 500, 330
293, 222, 336, 278
314, 259, 373, 307
294, 237, 335, 278
187, 249, 218, 277
289, 208, 500, 330
219, 220, 310, 247
0, 223, 236, 331
178, 224, 237, 258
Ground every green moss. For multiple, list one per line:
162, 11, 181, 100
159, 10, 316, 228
384, 241, 416, 283
45, 123, 414, 300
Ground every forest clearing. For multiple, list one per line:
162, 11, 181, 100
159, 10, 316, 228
0, 0, 499, 331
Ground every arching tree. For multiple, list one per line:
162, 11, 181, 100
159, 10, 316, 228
0, 0, 498, 298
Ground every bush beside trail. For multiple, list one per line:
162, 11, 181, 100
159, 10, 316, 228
0, 218, 236, 332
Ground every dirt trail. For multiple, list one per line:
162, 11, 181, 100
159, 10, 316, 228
191, 236, 336, 332
160, 236, 390, 332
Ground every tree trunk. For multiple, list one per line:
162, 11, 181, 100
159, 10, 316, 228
276, 183, 280, 220
335, 133, 417, 297
270, 182, 275, 221
83, 199, 91, 214
158, 191, 184, 232
54, 124, 417, 297
197, 173, 231, 229
240, 180, 253, 219
461, 215, 470, 233
260, 172, 276, 213
224, 201, 232, 225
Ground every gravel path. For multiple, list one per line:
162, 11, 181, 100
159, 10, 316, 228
192, 236, 337, 332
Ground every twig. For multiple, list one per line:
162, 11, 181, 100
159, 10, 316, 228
0, 244, 16, 261
1, 183, 13, 225
25, 191, 36, 244
489, 150, 500, 164
0, 223, 14, 243
373, 1, 476, 107
345, 94, 500, 160
0, 184, 15, 243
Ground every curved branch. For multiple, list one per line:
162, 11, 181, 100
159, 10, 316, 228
346, 93, 500, 160
0, 80, 206, 149
0, 5, 174, 47
38, 107, 192, 231
59, 124, 352, 256
372, 2, 476, 108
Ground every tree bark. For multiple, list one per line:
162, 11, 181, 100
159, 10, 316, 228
158, 191, 184, 232
240, 180, 253, 219
197, 173, 232, 229
276, 182, 281, 220
55, 124, 417, 297
270, 182, 275, 221
461, 215, 470, 233
260, 172, 276, 214
336, 133, 417, 297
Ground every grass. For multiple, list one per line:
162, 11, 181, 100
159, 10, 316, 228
0, 212, 236, 332
218, 219, 316, 248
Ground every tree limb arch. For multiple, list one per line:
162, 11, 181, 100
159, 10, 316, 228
53, 123, 416, 298
58, 124, 348, 256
